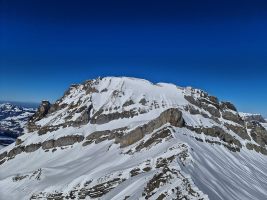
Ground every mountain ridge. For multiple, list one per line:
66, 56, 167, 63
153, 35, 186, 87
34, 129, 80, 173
0, 76, 266, 200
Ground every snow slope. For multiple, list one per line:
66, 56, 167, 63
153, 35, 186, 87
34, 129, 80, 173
0, 77, 266, 200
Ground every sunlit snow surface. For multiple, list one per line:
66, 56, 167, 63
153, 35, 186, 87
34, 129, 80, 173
1, 127, 266, 200
0, 77, 266, 200
175, 129, 267, 200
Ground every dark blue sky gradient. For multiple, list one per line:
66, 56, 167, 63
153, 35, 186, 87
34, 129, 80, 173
0, 0, 267, 116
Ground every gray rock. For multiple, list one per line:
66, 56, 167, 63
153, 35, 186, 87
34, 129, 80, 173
42, 135, 84, 150
90, 109, 139, 125
31, 100, 51, 122
135, 128, 172, 151
246, 143, 267, 155
208, 96, 219, 104
203, 104, 221, 118
25, 143, 42, 153
118, 108, 184, 147
48, 102, 68, 114
199, 97, 220, 110
7, 146, 24, 158
0, 151, 7, 161
185, 95, 221, 118
187, 125, 242, 148
38, 126, 59, 135
224, 123, 250, 140
2, 135, 85, 162
139, 98, 148, 106
185, 105, 200, 115
42, 139, 55, 150
83, 128, 125, 146
248, 121, 267, 146
28, 100, 51, 132
73, 105, 93, 126
123, 100, 135, 107
222, 110, 244, 125
15, 138, 23, 146
54, 135, 84, 147
220, 102, 237, 111
184, 95, 201, 107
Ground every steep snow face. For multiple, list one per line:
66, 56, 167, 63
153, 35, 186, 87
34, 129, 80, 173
0, 77, 267, 200
0, 103, 36, 148
174, 129, 267, 200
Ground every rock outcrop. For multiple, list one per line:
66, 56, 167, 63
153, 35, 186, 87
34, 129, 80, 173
247, 121, 267, 146
220, 101, 237, 111
31, 100, 51, 122
117, 108, 184, 147
28, 100, 51, 132
0, 135, 85, 164
90, 109, 140, 125
186, 125, 242, 151
224, 123, 250, 140
221, 110, 243, 125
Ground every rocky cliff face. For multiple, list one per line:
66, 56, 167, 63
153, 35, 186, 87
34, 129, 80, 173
0, 77, 267, 200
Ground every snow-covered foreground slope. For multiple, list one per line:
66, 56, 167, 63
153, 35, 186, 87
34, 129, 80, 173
176, 130, 267, 200
0, 77, 266, 200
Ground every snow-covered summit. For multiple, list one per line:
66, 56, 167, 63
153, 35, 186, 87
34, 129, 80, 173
0, 77, 267, 200
29, 77, 208, 129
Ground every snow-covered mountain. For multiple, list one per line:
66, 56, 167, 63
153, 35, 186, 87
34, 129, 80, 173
0, 77, 267, 200
0, 103, 36, 149
239, 112, 266, 123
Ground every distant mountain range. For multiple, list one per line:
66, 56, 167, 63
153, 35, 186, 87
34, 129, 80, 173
0, 77, 267, 200
0, 102, 36, 148
0, 101, 39, 109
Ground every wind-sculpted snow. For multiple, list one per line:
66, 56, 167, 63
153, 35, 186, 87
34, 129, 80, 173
174, 128, 267, 200
0, 77, 266, 200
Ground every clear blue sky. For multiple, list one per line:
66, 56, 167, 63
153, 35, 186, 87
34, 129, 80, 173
0, 0, 267, 117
